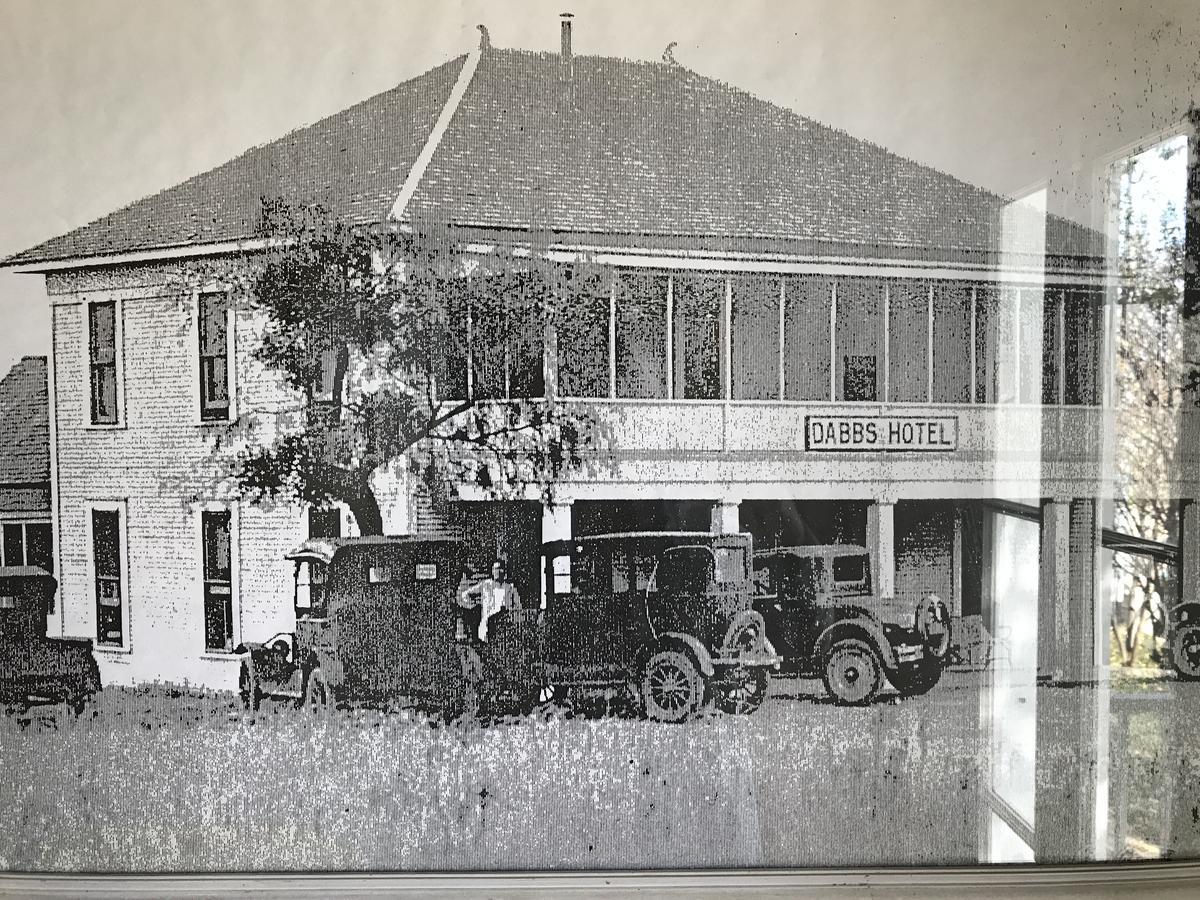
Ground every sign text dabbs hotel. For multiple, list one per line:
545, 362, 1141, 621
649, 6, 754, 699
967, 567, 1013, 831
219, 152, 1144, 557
804, 416, 959, 452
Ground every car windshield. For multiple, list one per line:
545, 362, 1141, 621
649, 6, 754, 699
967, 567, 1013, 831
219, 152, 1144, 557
714, 546, 746, 584
831, 554, 871, 594
294, 560, 328, 616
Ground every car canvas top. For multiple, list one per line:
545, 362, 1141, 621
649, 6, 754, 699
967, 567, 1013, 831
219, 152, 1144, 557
285, 535, 465, 565
544, 531, 752, 547
0, 565, 54, 579
754, 544, 868, 558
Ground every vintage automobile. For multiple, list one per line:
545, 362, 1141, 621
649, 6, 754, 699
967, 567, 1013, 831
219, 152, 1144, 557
541, 531, 780, 721
0, 566, 101, 714
236, 537, 541, 719
752, 545, 950, 705
239, 531, 778, 723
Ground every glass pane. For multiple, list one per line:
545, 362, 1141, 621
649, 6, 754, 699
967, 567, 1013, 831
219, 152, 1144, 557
714, 547, 744, 584
2, 523, 24, 567
731, 276, 779, 400
932, 282, 972, 403
25, 523, 52, 573
91, 363, 117, 424
199, 293, 227, 356
615, 272, 668, 398
835, 279, 884, 401
89, 302, 115, 364
201, 356, 229, 413
1065, 289, 1103, 405
1018, 288, 1044, 405
557, 266, 610, 398
783, 276, 832, 400
431, 279, 469, 399
507, 278, 545, 398
470, 283, 507, 399
202, 511, 231, 581
888, 280, 929, 402
307, 507, 341, 539
1040, 288, 1063, 405
91, 510, 121, 579
671, 274, 722, 399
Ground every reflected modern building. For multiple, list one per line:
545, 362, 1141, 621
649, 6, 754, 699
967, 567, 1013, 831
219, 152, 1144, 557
2, 15, 1198, 865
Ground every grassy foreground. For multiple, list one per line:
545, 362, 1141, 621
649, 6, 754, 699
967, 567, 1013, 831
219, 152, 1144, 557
0, 679, 988, 871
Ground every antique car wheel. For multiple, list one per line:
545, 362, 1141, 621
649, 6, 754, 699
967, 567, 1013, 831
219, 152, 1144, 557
823, 638, 883, 705
1171, 623, 1200, 681
302, 668, 334, 714
238, 661, 261, 712
642, 650, 704, 723
886, 659, 942, 698
714, 667, 769, 715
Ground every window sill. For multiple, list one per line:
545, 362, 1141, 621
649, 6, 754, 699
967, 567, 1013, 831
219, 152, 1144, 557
200, 651, 242, 661
84, 422, 127, 431
194, 417, 237, 428
95, 645, 132, 655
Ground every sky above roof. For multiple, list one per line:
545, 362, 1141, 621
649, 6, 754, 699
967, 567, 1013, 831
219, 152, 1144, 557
0, 0, 1196, 374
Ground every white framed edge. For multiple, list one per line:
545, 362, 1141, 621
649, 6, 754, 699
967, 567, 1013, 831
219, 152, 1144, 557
47, 297, 63, 637
83, 498, 131, 653
79, 293, 127, 430
190, 283, 239, 427
192, 499, 241, 655
4, 862, 1200, 897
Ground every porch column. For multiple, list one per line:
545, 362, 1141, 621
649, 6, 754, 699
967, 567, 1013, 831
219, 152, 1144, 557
710, 499, 740, 535
1037, 498, 1072, 682
541, 500, 572, 609
1181, 501, 1200, 609
867, 500, 895, 600
1034, 498, 1107, 862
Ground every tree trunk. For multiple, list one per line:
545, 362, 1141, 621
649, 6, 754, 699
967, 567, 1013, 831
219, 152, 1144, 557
346, 488, 384, 536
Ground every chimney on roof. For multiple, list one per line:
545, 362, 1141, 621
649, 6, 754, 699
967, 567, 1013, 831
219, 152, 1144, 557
560, 12, 573, 62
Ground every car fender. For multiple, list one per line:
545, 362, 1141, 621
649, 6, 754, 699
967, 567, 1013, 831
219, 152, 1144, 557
1171, 602, 1200, 627
649, 632, 715, 678
814, 617, 898, 670
305, 647, 344, 688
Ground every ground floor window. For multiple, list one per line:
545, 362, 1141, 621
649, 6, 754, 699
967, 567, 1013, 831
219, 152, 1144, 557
307, 506, 342, 539
0, 520, 52, 571
90, 506, 124, 647
2, 519, 53, 612
201, 509, 234, 653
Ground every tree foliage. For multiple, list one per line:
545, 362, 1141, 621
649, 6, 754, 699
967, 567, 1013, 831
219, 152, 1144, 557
182, 201, 608, 534
1111, 137, 1189, 666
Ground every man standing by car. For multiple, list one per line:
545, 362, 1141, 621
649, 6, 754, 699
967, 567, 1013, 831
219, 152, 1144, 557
458, 559, 523, 642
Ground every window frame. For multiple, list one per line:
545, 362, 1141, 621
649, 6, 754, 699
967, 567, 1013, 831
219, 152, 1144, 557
192, 287, 237, 425
195, 503, 240, 655
84, 297, 124, 428
86, 500, 129, 652
0, 518, 54, 581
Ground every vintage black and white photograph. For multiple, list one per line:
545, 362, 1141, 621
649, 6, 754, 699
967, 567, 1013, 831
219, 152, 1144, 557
1, 0, 1199, 888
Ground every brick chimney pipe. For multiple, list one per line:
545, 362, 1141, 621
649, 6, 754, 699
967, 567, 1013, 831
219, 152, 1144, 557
560, 13, 573, 61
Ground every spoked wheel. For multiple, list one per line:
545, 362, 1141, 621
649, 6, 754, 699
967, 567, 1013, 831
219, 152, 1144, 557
1172, 623, 1200, 681
302, 668, 334, 715
823, 638, 883, 705
714, 667, 769, 715
642, 650, 704, 723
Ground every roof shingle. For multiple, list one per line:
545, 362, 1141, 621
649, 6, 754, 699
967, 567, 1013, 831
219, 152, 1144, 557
0, 356, 49, 485
3, 45, 1099, 267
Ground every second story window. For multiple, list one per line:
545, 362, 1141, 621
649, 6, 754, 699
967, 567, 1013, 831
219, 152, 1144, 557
198, 292, 230, 421
89, 301, 118, 425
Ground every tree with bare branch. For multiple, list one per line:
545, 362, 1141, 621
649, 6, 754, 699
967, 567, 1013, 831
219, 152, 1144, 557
177, 201, 608, 535
1111, 138, 1188, 666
